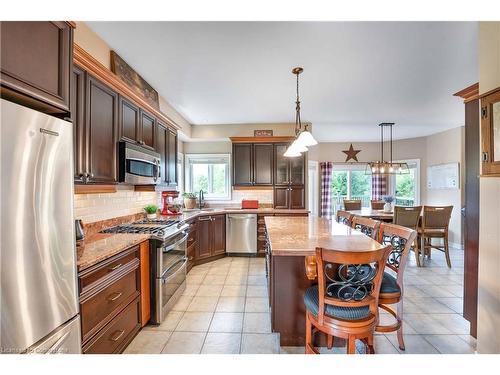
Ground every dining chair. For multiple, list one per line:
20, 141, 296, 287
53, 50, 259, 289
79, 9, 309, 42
393, 206, 422, 266
418, 206, 453, 268
375, 223, 417, 350
304, 245, 391, 354
336, 210, 353, 226
343, 199, 362, 211
351, 216, 380, 240
370, 200, 385, 210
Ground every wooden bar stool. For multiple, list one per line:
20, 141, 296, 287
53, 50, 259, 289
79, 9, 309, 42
343, 199, 362, 211
336, 210, 354, 226
375, 223, 417, 350
304, 245, 391, 354
370, 200, 385, 210
351, 216, 380, 240
418, 206, 453, 268
393, 206, 422, 266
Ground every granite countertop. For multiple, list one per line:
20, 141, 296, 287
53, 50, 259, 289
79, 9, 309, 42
264, 216, 384, 257
76, 208, 309, 272
176, 208, 309, 222
76, 233, 150, 272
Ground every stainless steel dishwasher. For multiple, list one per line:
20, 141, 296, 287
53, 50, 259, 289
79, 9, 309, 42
226, 214, 257, 254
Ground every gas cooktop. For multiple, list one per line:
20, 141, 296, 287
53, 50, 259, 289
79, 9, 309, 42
100, 218, 184, 239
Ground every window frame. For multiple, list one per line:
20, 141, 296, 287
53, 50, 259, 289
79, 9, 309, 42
184, 153, 231, 200
331, 164, 372, 214
389, 158, 421, 206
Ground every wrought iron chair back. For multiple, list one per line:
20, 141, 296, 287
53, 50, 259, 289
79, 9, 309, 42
377, 222, 417, 276
351, 216, 380, 239
336, 210, 353, 226
315, 246, 391, 326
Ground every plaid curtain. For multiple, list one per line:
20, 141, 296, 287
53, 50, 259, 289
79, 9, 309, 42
320, 162, 333, 219
371, 174, 388, 200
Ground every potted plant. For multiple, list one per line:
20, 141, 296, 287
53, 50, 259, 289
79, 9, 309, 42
382, 195, 394, 212
182, 192, 197, 209
144, 204, 158, 220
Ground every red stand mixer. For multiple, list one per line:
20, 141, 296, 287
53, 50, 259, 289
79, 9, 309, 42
161, 191, 182, 216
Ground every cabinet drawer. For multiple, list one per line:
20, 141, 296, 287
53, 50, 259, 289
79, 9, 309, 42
80, 262, 140, 342
83, 297, 141, 354
79, 246, 139, 292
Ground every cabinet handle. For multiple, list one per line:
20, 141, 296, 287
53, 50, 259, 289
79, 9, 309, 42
109, 263, 122, 271
109, 330, 125, 342
188, 256, 194, 261
199, 217, 211, 222
107, 292, 123, 301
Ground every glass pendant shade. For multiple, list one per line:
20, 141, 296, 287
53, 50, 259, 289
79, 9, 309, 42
295, 130, 318, 147
283, 146, 302, 157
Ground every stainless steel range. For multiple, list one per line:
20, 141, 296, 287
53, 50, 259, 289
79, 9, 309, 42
101, 218, 189, 324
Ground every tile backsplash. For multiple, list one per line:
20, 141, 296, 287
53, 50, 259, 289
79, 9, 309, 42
74, 185, 157, 224
74, 187, 274, 224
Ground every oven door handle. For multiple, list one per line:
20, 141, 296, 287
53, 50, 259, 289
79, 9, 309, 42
161, 232, 189, 253
160, 257, 188, 282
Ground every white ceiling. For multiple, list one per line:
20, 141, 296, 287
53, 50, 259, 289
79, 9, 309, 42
87, 21, 478, 142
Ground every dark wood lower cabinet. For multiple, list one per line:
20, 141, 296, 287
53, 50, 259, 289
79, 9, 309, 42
274, 186, 305, 209
195, 214, 226, 264
78, 244, 143, 353
82, 297, 141, 354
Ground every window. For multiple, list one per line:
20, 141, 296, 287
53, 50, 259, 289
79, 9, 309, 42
185, 154, 231, 200
331, 166, 371, 215
390, 159, 420, 206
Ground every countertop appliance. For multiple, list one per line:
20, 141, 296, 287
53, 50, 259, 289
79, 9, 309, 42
241, 199, 259, 209
161, 190, 181, 216
101, 218, 189, 324
1, 99, 81, 354
226, 214, 257, 254
118, 141, 161, 185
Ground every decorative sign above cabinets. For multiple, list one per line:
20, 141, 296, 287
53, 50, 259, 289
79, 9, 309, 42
254, 130, 273, 137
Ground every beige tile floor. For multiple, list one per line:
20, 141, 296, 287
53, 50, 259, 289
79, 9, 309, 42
124, 247, 476, 354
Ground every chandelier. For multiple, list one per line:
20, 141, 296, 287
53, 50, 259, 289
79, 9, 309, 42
366, 123, 409, 175
284, 67, 317, 157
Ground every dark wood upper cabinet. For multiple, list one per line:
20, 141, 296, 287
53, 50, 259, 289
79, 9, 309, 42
274, 143, 305, 186
119, 97, 140, 144
155, 121, 177, 186
156, 123, 168, 185
71, 65, 86, 182
140, 109, 155, 150
0, 21, 73, 115
233, 143, 253, 186
274, 143, 290, 185
481, 88, 500, 176
273, 186, 305, 210
86, 74, 119, 184
253, 144, 274, 185
167, 129, 178, 186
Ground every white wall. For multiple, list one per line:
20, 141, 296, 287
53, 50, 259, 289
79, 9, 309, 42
477, 21, 500, 354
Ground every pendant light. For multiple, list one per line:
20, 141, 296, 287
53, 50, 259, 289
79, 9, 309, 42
284, 67, 317, 157
366, 123, 410, 175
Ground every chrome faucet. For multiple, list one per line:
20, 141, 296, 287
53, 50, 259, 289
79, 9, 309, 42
198, 190, 205, 209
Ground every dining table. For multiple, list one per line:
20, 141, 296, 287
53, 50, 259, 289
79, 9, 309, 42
345, 207, 394, 221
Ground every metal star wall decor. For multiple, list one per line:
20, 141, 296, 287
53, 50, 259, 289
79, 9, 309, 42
342, 144, 361, 162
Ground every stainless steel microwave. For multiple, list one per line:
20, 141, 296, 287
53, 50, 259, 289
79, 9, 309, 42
119, 141, 161, 185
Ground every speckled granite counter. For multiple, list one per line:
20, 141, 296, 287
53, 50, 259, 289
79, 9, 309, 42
175, 208, 309, 222
76, 233, 150, 272
264, 216, 383, 256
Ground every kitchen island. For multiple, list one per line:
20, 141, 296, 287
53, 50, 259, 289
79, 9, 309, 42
264, 216, 385, 346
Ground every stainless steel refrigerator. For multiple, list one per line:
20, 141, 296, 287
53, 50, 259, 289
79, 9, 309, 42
1, 99, 81, 354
